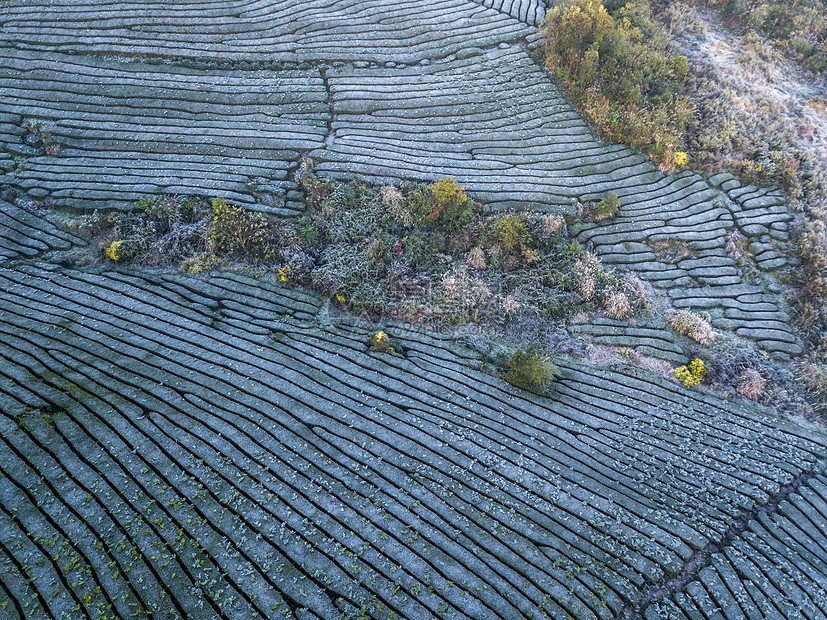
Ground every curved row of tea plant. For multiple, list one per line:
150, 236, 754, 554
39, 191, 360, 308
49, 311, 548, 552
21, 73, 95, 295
0, 262, 825, 618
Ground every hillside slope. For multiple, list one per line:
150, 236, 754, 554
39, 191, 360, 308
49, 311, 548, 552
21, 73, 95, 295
1, 254, 827, 619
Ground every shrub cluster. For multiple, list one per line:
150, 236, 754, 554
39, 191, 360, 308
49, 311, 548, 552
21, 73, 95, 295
89, 172, 640, 336
543, 0, 692, 170
274, 171, 631, 326
90, 196, 211, 267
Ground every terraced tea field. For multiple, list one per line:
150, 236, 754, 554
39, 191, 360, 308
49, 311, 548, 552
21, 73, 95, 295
1, 1, 826, 619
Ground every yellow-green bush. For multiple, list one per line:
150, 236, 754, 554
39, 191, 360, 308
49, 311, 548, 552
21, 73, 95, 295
105, 240, 134, 262
486, 214, 536, 265
431, 177, 466, 208
181, 252, 222, 274
408, 177, 474, 227
370, 330, 397, 355
208, 196, 271, 257
505, 346, 558, 394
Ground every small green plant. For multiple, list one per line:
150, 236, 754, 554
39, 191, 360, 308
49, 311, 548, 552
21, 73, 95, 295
505, 346, 558, 394
674, 358, 706, 388
295, 156, 331, 207
595, 191, 619, 221
579, 191, 619, 222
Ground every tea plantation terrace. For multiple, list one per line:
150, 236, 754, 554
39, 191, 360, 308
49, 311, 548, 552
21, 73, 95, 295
0, 0, 823, 618
1, 258, 826, 618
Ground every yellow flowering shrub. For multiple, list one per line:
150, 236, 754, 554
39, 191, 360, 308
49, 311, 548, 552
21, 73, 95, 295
674, 358, 706, 387
105, 240, 133, 262
371, 330, 395, 355
277, 266, 291, 283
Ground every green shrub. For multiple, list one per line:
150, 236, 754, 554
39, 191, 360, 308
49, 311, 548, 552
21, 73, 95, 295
488, 214, 534, 254
484, 214, 537, 268
595, 191, 619, 220
505, 346, 558, 394
580, 191, 620, 222
140, 196, 199, 229
799, 220, 827, 297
